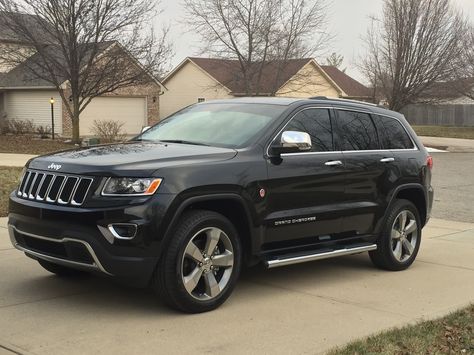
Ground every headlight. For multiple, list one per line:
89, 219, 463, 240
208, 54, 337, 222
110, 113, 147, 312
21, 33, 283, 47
102, 177, 162, 196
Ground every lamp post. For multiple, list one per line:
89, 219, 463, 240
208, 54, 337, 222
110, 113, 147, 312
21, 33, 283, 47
50, 97, 55, 140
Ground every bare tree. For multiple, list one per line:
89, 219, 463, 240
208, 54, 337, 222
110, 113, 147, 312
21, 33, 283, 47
0, 0, 173, 143
361, 0, 467, 111
184, 0, 330, 96
326, 52, 345, 71
451, 25, 474, 99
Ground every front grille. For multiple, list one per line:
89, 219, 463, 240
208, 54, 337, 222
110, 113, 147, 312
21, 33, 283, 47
17, 170, 93, 206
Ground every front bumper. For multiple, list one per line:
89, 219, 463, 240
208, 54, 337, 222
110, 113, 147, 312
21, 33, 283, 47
8, 192, 176, 287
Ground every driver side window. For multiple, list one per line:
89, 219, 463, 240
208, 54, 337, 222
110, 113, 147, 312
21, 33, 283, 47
285, 108, 334, 152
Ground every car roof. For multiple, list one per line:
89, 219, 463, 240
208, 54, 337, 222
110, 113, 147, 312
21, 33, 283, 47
200, 96, 403, 119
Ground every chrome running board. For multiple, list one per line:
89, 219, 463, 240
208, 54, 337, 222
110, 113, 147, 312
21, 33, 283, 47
265, 243, 377, 269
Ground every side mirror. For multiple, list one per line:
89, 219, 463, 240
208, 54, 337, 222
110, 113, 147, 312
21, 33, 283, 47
141, 126, 151, 133
269, 131, 312, 156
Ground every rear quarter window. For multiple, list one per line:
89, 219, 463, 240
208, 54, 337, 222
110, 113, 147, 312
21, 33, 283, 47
374, 116, 414, 150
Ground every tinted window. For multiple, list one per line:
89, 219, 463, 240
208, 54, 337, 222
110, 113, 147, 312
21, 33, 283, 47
375, 116, 414, 150
336, 110, 379, 151
285, 108, 333, 152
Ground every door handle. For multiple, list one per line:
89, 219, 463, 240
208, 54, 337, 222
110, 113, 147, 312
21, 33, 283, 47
325, 160, 343, 166
380, 157, 395, 163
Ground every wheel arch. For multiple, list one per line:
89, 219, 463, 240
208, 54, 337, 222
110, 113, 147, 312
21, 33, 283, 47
387, 184, 428, 228
162, 194, 257, 265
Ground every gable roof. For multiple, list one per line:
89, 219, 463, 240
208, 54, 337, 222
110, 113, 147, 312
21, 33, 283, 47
0, 42, 113, 88
163, 57, 371, 98
0, 11, 53, 44
0, 41, 163, 89
320, 66, 372, 98
189, 57, 314, 95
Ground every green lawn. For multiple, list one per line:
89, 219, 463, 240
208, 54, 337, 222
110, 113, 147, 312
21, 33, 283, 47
412, 125, 474, 140
329, 305, 474, 355
0, 167, 23, 217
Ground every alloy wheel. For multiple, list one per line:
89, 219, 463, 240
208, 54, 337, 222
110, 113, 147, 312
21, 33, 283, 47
181, 227, 234, 300
390, 210, 418, 262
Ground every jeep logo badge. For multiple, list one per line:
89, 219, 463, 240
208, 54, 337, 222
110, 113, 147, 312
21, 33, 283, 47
47, 163, 62, 171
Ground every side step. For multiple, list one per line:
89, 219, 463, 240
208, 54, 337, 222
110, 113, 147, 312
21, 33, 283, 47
264, 243, 377, 269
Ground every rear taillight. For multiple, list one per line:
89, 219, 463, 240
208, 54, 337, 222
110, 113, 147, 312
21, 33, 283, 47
427, 156, 433, 170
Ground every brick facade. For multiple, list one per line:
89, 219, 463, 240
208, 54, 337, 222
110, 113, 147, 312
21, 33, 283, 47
61, 82, 162, 138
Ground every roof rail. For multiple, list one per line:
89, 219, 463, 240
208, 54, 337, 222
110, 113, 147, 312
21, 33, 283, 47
309, 96, 378, 107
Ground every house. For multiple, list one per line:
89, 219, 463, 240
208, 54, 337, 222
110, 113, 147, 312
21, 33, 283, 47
0, 12, 164, 137
159, 57, 372, 119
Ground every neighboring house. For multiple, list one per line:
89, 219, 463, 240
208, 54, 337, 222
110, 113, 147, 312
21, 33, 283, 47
0, 12, 163, 137
159, 57, 372, 119
401, 79, 474, 126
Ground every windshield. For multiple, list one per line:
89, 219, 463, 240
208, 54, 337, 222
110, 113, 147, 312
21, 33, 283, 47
136, 103, 286, 148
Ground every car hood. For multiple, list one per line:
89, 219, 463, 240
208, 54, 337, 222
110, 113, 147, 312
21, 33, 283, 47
28, 141, 238, 176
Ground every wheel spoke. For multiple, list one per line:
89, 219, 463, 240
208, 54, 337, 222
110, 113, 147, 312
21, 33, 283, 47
402, 238, 414, 256
404, 220, 417, 235
398, 211, 407, 232
204, 228, 221, 255
393, 240, 402, 261
184, 241, 203, 263
212, 251, 234, 267
203, 272, 220, 298
183, 266, 203, 294
391, 229, 401, 240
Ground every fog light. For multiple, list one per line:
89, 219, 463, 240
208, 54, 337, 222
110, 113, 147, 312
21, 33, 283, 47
108, 223, 137, 240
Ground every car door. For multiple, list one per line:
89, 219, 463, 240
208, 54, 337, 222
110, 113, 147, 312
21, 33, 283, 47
333, 108, 395, 235
263, 107, 346, 245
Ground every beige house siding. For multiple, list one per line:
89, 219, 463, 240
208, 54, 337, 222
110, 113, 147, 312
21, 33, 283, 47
160, 61, 233, 119
276, 62, 342, 98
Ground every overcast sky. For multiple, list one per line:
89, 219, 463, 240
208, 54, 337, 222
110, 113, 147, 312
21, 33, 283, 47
156, 0, 474, 83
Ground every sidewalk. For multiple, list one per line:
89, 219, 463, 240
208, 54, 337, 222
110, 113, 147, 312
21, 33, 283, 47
0, 153, 37, 167
420, 136, 474, 152
0, 216, 473, 355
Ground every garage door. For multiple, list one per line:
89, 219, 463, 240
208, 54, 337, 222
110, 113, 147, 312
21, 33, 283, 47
80, 96, 146, 136
5, 90, 63, 134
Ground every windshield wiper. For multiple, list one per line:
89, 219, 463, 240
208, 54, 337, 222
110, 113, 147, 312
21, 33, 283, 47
159, 139, 210, 146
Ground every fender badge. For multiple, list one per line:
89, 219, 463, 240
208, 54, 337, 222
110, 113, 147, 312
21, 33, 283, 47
47, 163, 62, 171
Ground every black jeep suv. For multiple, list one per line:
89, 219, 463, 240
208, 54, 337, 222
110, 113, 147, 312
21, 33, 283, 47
8, 97, 434, 313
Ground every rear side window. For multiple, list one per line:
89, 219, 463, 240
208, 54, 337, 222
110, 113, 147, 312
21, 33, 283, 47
335, 110, 379, 151
285, 108, 333, 152
375, 116, 414, 150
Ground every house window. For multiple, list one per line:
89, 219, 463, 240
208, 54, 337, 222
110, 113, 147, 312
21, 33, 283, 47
198, 98, 205, 103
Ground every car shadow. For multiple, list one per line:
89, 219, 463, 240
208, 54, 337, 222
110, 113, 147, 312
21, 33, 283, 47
8, 253, 382, 315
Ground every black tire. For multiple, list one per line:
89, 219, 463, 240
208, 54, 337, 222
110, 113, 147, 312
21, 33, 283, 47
369, 199, 422, 271
152, 210, 242, 313
38, 259, 89, 277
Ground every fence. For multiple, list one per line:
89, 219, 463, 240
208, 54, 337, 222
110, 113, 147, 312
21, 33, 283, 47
401, 104, 474, 127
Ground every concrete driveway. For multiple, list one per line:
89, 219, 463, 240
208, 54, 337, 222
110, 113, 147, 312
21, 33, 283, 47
0, 217, 473, 355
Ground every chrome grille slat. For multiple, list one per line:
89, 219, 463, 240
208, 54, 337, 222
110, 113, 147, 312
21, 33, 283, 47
71, 178, 93, 206
27, 172, 38, 199
22, 172, 35, 198
16, 170, 93, 207
18, 171, 29, 196
58, 177, 79, 204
